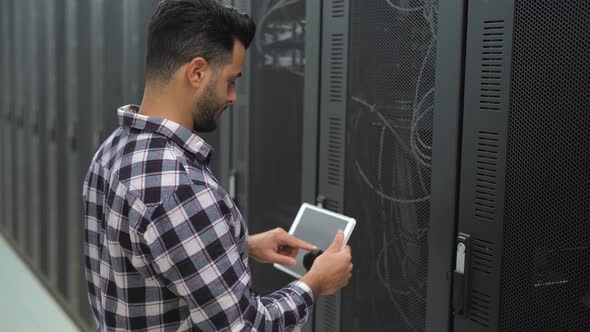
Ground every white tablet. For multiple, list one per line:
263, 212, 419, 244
274, 203, 356, 279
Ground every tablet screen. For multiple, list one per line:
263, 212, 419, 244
277, 204, 354, 278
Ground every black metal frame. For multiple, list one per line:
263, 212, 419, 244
300, 0, 323, 206
425, 0, 469, 330
453, 0, 515, 330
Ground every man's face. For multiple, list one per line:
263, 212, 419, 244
193, 41, 246, 133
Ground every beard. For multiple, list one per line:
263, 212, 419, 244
193, 79, 227, 133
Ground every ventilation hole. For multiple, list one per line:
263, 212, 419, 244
329, 34, 345, 102
332, 0, 345, 18
470, 288, 492, 326
325, 199, 340, 212
327, 117, 343, 187
480, 21, 505, 112
474, 132, 500, 222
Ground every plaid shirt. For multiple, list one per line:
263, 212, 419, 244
82, 105, 314, 331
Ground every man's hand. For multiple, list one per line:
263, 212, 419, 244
248, 228, 317, 266
300, 230, 353, 297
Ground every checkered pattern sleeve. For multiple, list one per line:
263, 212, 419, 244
139, 184, 314, 331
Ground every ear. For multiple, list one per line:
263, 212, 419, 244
185, 57, 209, 89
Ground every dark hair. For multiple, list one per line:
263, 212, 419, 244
145, 0, 256, 82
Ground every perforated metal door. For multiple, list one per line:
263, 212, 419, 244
342, 0, 439, 330
454, 0, 590, 331
498, 1, 590, 330
245, 0, 308, 295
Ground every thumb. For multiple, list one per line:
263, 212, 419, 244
327, 230, 345, 252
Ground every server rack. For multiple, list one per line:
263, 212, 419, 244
103, 1, 125, 136
122, 0, 160, 103
122, 0, 144, 105
230, 0, 252, 220
238, 0, 309, 292
86, 2, 106, 324
453, 0, 590, 331
228, 2, 320, 331
314, 0, 465, 331
44, 0, 61, 289
0, 1, 155, 330
0, 0, 4, 233
64, 0, 81, 309
26, 0, 42, 264
54, 0, 70, 302
76, 0, 96, 324
0, 0, 13, 236
13, 0, 29, 255
37, 0, 51, 281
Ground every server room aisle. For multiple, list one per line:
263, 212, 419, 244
0, 235, 80, 332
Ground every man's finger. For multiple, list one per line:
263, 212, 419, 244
270, 253, 296, 266
278, 245, 299, 258
281, 233, 317, 251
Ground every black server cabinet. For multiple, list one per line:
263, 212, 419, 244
37, 0, 51, 279
230, 0, 321, 309
87, 0, 107, 325
55, 0, 71, 300
89, 0, 105, 156
453, 0, 590, 331
25, 0, 41, 263
231, 1, 321, 331
44, 0, 61, 288
53, 0, 79, 305
315, 0, 465, 331
238, 0, 309, 294
122, 0, 146, 106
231, 0, 252, 220
13, 0, 29, 254
104, 1, 125, 135
64, 0, 83, 308
0, 1, 4, 233
76, 0, 96, 325
425, 0, 468, 330
0, 0, 14, 237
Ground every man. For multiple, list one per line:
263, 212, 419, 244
82, 0, 353, 331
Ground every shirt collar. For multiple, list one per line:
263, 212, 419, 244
117, 105, 214, 164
